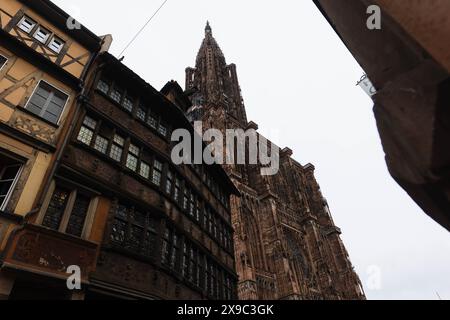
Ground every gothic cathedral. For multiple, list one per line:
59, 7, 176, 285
185, 22, 365, 300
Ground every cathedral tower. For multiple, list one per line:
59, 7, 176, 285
185, 22, 365, 300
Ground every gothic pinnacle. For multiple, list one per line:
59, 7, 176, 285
205, 20, 212, 35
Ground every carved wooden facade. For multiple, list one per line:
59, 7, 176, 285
32, 52, 238, 300
185, 23, 365, 300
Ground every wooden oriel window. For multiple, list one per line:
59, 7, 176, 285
110, 203, 158, 258
159, 225, 234, 298
77, 115, 167, 190
39, 182, 97, 238
95, 76, 171, 138
76, 114, 233, 250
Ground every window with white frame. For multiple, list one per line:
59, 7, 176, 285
33, 26, 51, 44
17, 16, 66, 54
0, 153, 23, 211
25, 81, 69, 124
48, 36, 65, 53
17, 15, 36, 33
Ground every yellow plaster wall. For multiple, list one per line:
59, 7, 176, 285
0, 132, 34, 157
1, 0, 21, 17
14, 151, 51, 216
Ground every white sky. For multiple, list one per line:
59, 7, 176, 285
53, 0, 450, 300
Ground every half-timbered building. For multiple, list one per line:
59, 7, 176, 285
0, 0, 102, 299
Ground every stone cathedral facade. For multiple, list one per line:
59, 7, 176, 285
185, 23, 365, 300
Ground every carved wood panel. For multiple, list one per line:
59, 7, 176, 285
5, 225, 97, 280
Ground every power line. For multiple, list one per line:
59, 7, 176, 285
118, 0, 169, 59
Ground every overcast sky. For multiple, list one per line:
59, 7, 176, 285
53, 0, 450, 300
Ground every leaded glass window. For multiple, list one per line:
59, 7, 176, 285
110, 87, 122, 103
77, 116, 97, 145
123, 96, 134, 112
136, 105, 147, 121
65, 193, 90, 237
94, 135, 108, 154
109, 134, 124, 162
139, 161, 150, 179
42, 187, 70, 231
41, 186, 93, 239
97, 79, 110, 94
165, 171, 173, 195
152, 159, 163, 186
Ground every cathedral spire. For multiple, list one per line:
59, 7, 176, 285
185, 23, 248, 125
205, 21, 212, 35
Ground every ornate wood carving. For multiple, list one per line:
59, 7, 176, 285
4, 225, 97, 280
9, 111, 57, 145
